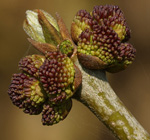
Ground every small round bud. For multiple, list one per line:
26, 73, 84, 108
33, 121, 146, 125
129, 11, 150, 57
8, 73, 45, 115
19, 55, 45, 78
39, 51, 75, 104
106, 43, 136, 73
42, 99, 72, 125
59, 40, 74, 57
117, 43, 136, 63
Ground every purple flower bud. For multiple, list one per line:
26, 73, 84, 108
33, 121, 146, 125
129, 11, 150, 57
39, 51, 75, 104
8, 73, 45, 115
42, 99, 72, 125
19, 55, 45, 78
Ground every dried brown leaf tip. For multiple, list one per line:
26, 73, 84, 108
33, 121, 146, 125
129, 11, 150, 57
71, 5, 136, 72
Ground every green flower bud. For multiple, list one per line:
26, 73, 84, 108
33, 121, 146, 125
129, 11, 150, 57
8, 73, 45, 115
59, 40, 74, 57
19, 55, 45, 78
39, 51, 75, 104
42, 99, 72, 125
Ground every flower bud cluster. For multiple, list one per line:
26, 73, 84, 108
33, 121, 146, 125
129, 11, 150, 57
78, 26, 121, 65
39, 51, 75, 104
8, 8, 82, 125
117, 43, 136, 64
42, 99, 72, 125
19, 55, 45, 78
71, 5, 136, 72
8, 51, 76, 125
92, 5, 130, 41
8, 73, 44, 115
59, 40, 74, 57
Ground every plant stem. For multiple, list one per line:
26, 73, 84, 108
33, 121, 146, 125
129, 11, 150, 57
73, 58, 150, 140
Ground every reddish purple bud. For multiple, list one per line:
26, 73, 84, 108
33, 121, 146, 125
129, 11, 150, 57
19, 55, 45, 78
39, 51, 75, 104
42, 99, 72, 125
8, 73, 45, 115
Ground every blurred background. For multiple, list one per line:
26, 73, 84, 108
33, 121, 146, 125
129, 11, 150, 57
0, 0, 150, 140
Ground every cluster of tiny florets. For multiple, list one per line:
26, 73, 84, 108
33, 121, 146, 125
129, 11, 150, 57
42, 99, 72, 125
71, 5, 136, 71
39, 51, 75, 104
59, 40, 74, 57
75, 10, 92, 31
117, 43, 136, 64
8, 73, 44, 115
8, 51, 75, 125
19, 55, 45, 78
78, 25, 121, 64
8, 5, 136, 126
92, 5, 130, 41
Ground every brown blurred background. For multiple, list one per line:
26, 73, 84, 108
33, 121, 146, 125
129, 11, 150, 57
0, 0, 150, 140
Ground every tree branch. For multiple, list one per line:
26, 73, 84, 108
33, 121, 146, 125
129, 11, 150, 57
73, 58, 150, 140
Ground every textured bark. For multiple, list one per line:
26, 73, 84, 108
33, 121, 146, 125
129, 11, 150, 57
73, 58, 150, 140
